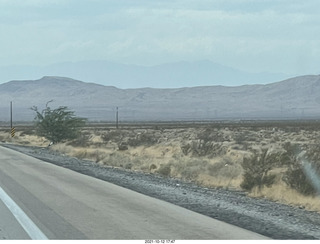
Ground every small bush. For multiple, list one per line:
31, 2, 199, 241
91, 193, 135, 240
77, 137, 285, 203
240, 149, 278, 191
281, 142, 319, 196
181, 159, 207, 181
118, 142, 128, 151
127, 132, 159, 147
149, 164, 157, 171
181, 141, 227, 157
124, 163, 133, 169
197, 128, 226, 142
207, 161, 226, 176
101, 130, 126, 143
181, 143, 191, 155
102, 152, 131, 168
234, 132, 248, 144
73, 149, 106, 163
283, 165, 317, 196
89, 150, 106, 163
156, 164, 171, 177
73, 150, 88, 159
170, 158, 209, 181
180, 128, 229, 157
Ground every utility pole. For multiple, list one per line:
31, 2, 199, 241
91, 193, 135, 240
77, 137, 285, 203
116, 107, 119, 129
10, 101, 12, 129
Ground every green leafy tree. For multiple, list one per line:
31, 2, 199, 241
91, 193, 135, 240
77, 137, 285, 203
31, 101, 86, 143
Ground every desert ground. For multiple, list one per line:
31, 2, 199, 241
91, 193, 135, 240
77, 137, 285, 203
1, 120, 320, 212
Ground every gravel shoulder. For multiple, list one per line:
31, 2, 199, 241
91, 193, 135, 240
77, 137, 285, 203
2, 143, 320, 240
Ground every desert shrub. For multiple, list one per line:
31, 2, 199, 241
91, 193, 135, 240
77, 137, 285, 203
89, 150, 106, 163
131, 158, 151, 172
234, 132, 248, 144
280, 142, 301, 166
207, 160, 227, 177
156, 164, 171, 177
192, 140, 214, 156
281, 142, 319, 196
124, 162, 133, 169
181, 159, 208, 181
240, 149, 279, 191
73, 150, 88, 159
73, 149, 106, 163
305, 144, 320, 164
181, 128, 226, 156
101, 130, 127, 143
127, 132, 159, 147
102, 152, 131, 168
149, 164, 157, 171
181, 143, 191, 155
170, 158, 209, 181
283, 165, 317, 196
181, 140, 227, 157
197, 128, 226, 142
118, 142, 128, 150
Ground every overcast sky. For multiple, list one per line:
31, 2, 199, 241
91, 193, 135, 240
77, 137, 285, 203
1, 0, 320, 82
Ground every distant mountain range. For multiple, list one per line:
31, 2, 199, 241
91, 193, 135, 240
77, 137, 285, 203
0, 60, 292, 88
0, 75, 320, 122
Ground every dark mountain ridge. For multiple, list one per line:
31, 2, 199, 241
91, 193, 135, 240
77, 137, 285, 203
1, 75, 320, 121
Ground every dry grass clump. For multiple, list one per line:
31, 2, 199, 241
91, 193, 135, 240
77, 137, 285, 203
156, 163, 172, 177
170, 158, 209, 180
0, 129, 48, 146
152, 156, 243, 188
51, 143, 112, 164
250, 181, 320, 212
207, 158, 242, 181
101, 152, 132, 168
0, 131, 10, 142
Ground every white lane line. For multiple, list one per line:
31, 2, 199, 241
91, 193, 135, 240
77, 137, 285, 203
0, 186, 48, 240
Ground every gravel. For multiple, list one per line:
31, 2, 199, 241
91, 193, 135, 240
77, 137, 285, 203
2, 143, 320, 240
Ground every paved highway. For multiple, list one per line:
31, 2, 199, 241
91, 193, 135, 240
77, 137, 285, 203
0, 146, 269, 240
0, 194, 30, 240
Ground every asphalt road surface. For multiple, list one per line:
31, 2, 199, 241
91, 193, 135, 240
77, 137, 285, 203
0, 146, 269, 240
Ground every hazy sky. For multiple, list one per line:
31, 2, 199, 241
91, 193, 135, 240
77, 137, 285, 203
1, 0, 320, 77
